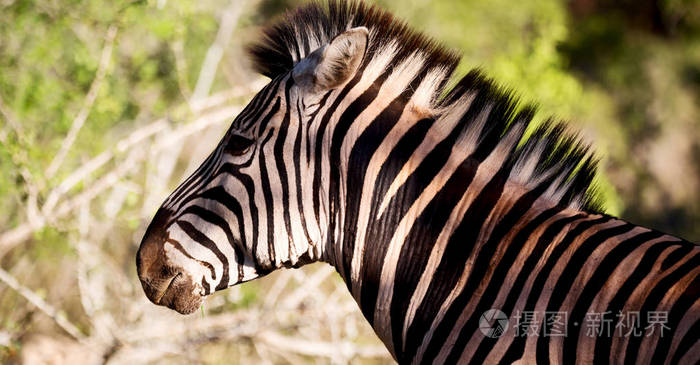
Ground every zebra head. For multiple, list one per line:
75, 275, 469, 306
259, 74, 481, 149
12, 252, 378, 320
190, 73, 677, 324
136, 26, 369, 314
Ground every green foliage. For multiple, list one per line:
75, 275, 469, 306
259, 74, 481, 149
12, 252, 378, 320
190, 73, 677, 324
237, 283, 259, 308
205, 281, 260, 316
559, 0, 700, 239
31, 227, 73, 260
377, 0, 625, 214
0, 0, 229, 256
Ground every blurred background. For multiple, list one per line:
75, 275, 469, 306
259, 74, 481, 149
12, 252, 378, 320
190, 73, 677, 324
0, 0, 698, 363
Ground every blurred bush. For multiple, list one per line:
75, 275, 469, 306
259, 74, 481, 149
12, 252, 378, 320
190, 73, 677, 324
0, 0, 698, 363
376, 0, 700, 240
560, 0, 700, 240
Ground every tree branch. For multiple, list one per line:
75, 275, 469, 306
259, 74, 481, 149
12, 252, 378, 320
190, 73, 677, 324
0, 266, 85, 341
46, 24, 119, 178
0, 105, 243, 257
191, 0, 244, 103
258, 331, 389, 359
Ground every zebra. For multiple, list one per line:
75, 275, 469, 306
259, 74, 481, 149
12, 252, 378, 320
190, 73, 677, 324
136, 1, 700, 363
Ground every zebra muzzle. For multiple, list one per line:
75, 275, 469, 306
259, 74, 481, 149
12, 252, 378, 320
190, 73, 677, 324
154, 272, 202, 315
138, 266, 203, 315
137, 209, 203, 315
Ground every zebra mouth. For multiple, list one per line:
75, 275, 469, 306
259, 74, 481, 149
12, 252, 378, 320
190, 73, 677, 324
154, 272, 181, 304
156, 272, 203, 315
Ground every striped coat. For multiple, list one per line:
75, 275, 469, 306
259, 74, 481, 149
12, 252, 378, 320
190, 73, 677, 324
136, 1, 700, 363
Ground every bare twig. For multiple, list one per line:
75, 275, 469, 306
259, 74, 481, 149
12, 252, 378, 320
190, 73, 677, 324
191, 0, 244, 102
189, 78, 267, 113
281, 265, 335, 309
46, 24, 118, 178
171, 39, 192, 103
262, 271, 294, 309
0, 331, 11, 347
0, 266, 85, 341
258, 331, 389, 359
42, 118, 169, 215
0, 95, 41, 194
0, 105, 243, 257
0, 94, 22, 136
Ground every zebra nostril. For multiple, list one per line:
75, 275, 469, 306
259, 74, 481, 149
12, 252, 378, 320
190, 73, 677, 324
151, 271, 203, 314
139, 273, 172, 305
137, 259, 194, 310
149, 272, 181, 305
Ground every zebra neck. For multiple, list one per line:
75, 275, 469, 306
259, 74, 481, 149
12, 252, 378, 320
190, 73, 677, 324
334, 169, 691, 363
323, 136, 557, 354
323, 127, 604, 359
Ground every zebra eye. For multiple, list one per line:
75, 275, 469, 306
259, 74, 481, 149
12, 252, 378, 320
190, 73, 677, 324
225, 134, 255, 156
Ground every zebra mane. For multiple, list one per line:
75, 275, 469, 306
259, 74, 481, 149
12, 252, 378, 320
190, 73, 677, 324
248, 0, 604, 212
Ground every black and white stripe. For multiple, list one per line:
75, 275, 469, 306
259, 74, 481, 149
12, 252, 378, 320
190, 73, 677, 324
141, 1, 700, 363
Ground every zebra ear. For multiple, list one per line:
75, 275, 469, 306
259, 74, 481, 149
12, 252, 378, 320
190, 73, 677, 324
292, 27, 368, 92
